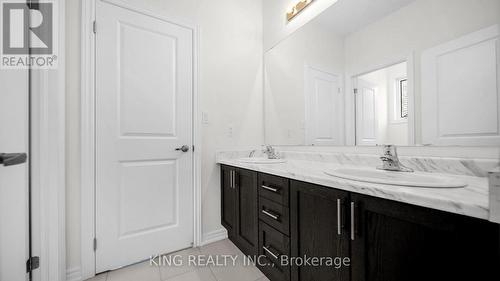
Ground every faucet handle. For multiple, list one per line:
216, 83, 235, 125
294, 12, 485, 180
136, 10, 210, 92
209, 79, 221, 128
380, 156, 393, 162
382, 145, 397, 156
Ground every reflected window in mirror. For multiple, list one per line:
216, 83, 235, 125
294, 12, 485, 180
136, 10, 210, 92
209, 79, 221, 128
393, 78, 408, 123
399, 79, 408, 119
355, 61, 409, 147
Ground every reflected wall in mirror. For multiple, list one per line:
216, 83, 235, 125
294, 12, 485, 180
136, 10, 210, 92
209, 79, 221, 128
354, 62, 409, 146
263, 0, 500, 146
265, 20, 345, 146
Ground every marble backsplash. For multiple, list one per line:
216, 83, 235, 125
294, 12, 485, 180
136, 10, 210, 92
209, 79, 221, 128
217, 149, 499, 178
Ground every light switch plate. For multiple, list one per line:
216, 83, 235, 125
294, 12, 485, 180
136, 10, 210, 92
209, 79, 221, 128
201, 112, 209, 124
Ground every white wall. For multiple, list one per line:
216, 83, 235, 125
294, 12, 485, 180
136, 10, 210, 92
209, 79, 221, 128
345, 0, 500, 144
263, 0, 339, 50
65, 0, 263, 274
265, 21, 344, 145
358, 62, 408, 146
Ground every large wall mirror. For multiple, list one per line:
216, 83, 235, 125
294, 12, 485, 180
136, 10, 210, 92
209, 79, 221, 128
264, 0, 500, 146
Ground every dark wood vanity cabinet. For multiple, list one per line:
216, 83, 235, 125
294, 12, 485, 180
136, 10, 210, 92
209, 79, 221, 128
220, 165, 500, 281
350, 193, 500, 281
220, 165, 258, 257
290, 181, 350, 281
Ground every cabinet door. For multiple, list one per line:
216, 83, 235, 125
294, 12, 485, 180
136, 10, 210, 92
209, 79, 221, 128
221, 165, 236, 237
235, 168, 259, 256
290, 181, 350, 281
350, 193, 500, 281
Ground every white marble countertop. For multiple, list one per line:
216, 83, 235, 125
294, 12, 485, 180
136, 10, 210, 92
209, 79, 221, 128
217, 158, 490, 221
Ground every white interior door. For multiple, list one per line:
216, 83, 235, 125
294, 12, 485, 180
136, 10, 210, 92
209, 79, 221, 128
421, 25, 500, 146
95, 1, 194, 272
355, 79, 378, 146
0, 69, 30, 280
305, 67, 343, 145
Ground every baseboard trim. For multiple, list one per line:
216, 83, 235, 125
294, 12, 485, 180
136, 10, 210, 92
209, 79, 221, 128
66, 230, 226, 281
67, 267, 82, 281
201, 228, 228, 246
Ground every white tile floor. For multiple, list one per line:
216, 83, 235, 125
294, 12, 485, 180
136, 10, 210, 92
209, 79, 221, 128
85, 239, 270, 281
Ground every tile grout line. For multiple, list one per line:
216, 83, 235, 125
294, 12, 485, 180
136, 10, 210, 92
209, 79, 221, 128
207, 265, 220, 281
157, 262, 162, 281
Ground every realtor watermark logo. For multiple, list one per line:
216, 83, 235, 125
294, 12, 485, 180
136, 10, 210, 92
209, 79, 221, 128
1, 0, 58, 69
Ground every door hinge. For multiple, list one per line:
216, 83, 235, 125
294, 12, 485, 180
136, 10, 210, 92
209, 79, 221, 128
93, 238, 97, 251
353, 88, 358, 94
192, 145, 195, 152
26, 256, 40, 273
93, 21, 97, 34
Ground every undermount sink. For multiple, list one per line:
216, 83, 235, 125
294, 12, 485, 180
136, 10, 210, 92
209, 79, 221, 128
238, 157, 287, 164
325, 168, 467, 188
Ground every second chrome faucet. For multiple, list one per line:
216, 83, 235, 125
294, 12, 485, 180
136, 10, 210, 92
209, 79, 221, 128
378, 145, 413, 172
262, 145, 280, 159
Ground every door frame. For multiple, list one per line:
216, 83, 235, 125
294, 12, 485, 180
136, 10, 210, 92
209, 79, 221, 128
345, 53, 416, 146
29, 1, 66, 281
80, 0, 201, 279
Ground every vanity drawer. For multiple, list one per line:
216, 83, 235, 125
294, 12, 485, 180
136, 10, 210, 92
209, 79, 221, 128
259, 197, 289, 235
258, 221, 290, 281
258, 173, 289, 206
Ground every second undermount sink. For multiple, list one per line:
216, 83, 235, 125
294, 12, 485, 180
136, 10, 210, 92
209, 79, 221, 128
325, 168, 467, 188
238, 157, 287, 164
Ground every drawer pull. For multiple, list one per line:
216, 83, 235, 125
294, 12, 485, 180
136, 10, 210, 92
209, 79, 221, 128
261, 185, 279, 193
263, 246, 279, 260
262, 209, 280, 220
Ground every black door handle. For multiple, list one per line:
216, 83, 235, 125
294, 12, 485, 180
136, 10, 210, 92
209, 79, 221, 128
175, 145, 190, 153
0, 153, 27, 166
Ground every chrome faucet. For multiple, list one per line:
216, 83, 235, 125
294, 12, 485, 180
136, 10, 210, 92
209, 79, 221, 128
378, 145, 413, 172
248, 150, 256, 158
262, 145, 280, 159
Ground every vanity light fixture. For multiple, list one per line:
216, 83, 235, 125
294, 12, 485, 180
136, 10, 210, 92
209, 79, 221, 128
287, 0, 315, 22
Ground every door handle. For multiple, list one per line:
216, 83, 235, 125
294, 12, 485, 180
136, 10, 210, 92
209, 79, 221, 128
175, 145, 190, 152
0, 153, 27, 166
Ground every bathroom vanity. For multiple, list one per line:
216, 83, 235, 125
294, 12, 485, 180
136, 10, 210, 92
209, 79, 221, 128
219, 0, 500, 280
219, 159, 500, 281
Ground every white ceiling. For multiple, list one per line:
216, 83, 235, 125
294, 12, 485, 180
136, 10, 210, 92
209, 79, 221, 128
313, 0, 417, 35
